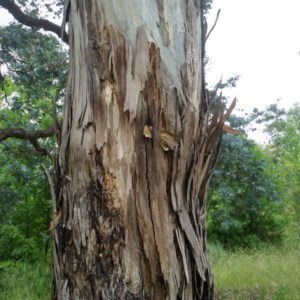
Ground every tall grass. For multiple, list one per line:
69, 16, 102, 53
209, 242, 300, 299
0, 260, 51, 300
1, 244, 299, 299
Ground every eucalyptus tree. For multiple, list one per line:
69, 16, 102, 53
0, 0, 234, 298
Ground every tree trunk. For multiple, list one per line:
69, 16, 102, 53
53, 0, 216, 299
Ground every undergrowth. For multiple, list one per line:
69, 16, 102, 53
0, 260, 51, 300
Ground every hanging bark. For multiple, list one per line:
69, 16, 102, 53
52, 0, 226, 299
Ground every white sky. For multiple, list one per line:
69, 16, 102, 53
206, 0, 300, 115
0, 8, 13, 25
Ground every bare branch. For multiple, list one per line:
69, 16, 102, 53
29, 138, 49, 155
41, 162, 56, 213
206, 98, 237, 153
0, 124, 59, 155
0, 124, 57, 142
223, 124, 240, 135
221, 97, 237, 124
205, 9, 221, 43
0, 0, 69, 44
211, 92, 222, 129
48, 208, 62, 231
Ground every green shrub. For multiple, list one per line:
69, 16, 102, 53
0, 225, 40, 262
208, 135, 285, 249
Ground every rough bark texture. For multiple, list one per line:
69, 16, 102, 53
54, 1, 216, 299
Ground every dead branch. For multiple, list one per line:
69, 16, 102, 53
205, 9, 221, 43
41, 163, 63, 231
211, 92, 222, 129
41, 162, 56, 212
206, 98, 237, 153
48, 208, 63, 231
220, 97, 237, 124
223, 123, 240, 135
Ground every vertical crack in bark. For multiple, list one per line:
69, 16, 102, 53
144, 141, 157, 243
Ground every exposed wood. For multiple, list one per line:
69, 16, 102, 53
206, 98, 237, 154
48, 208, 63, 231
223, 123, 240, 135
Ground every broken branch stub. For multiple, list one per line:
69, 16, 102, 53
143, 125, 180, 152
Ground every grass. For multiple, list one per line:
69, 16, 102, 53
209, 242, 300, 299
0, 244, 299, 299
0, 260, 51, 300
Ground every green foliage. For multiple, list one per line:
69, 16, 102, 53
0, 24, 67, 131
15, 0, 64, 19
0, 225, 40, 262
0, 24, 67, 91
0, 142, 52, 260
0, 22, 67, 263
202, 0, 214, 13
208, 134, 284, 248
208, 102, 300, 249
263, 104, 300, 241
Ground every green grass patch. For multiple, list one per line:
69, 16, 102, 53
1, 244, 299, 299
209, 242, 300, 299
0, 260, 51, 300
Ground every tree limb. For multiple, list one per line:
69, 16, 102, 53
41, 162, 57, 213
29, 138, 49, 155
0, 124, 57, 141
205, 9, 221, 43
0, 0, 69, 44
0, 124, 59, 155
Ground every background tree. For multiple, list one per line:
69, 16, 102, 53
207, 133, 284, 248
0, 22, 67, 262
262, 104, 300, 240
206, 101, 300, 249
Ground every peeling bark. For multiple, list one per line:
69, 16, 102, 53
54, 1, 217, 299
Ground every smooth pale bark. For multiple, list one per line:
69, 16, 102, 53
54, 0, 215, 299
